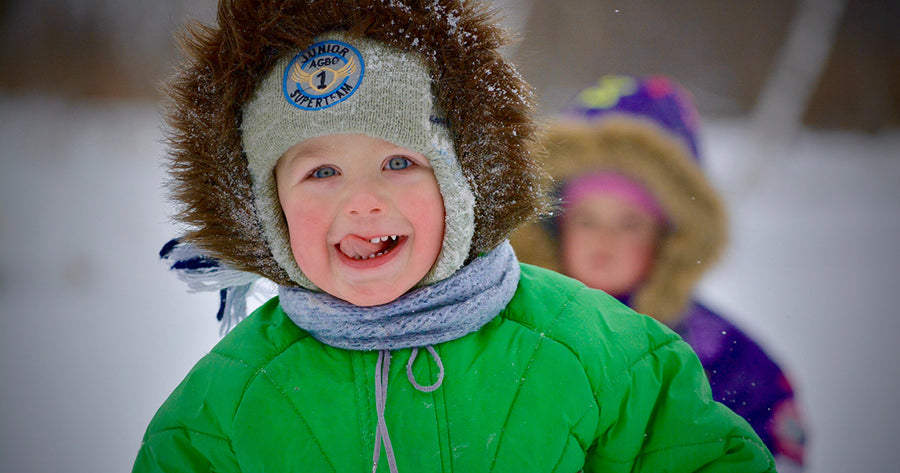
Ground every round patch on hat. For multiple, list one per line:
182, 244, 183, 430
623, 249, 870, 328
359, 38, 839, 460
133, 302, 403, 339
282, 39, 365, 110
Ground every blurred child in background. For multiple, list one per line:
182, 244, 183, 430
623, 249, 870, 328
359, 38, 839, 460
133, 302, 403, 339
512, 74, 806, 470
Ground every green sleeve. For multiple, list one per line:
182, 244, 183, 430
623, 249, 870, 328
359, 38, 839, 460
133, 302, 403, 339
509, 264, 775, 471
133, 427, 239, 473
132, 299, 297, 472
586, 333, 776, 473
131, 352, 253, 473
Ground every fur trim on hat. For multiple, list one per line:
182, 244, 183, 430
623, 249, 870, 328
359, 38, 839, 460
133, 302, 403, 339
510, 115, 728, 325
162, 0, 550, 286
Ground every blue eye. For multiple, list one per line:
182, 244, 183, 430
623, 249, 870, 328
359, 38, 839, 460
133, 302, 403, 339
312, 166, 337, 178
386, 157, 411, 170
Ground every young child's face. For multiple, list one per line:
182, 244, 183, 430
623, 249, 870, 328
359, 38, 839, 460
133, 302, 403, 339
559, 193, 662, 297
275, 133, 445, 306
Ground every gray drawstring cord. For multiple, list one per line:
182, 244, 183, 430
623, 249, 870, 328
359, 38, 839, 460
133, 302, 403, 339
373, 350, 398, 473
372, 346, 445, 473
406, 346, 444, 392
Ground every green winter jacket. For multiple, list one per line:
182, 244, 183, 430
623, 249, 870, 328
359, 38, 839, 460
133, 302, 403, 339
134, 264, 775, 472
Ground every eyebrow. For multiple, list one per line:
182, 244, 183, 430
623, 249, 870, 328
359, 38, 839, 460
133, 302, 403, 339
288, 142, 332, 159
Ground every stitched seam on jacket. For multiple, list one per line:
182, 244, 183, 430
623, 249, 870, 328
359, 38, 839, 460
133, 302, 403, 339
354, 353, 371, 471
527, 286, 683, 400
500, 285, 599, 468
550, 403, 595, 472
486, 330, 546, 472
208, 329, 312, 411
207, 349, 254, 367
209, 338, 332, 470
258, 368, 337, 472
431, 344, 453, 472
598, 338, 777, 469
499, 285, 582, 360
597, 336, 681, 461
598, 434, 774, 466
512, 288, 688, 465
145, 426, 232, 444
206, 349, 272, 410
488, 280, 582, 469
605, 336, 681, 390
500, 286, 591, 391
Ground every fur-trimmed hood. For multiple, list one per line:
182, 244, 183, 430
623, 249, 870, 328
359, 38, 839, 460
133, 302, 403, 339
162, 0, 549, 287
511, 110, 728, 325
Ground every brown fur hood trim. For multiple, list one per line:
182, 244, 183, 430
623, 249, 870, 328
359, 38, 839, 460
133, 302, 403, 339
510, 115, 728, 324
163, 0, 549, 286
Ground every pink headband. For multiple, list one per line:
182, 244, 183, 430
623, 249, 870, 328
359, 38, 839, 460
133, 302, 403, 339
561, 172, 668, 223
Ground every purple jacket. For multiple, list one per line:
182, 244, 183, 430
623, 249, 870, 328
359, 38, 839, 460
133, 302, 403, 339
673, 301, 806, 466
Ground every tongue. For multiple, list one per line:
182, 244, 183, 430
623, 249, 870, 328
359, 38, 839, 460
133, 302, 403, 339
339, 235, 389, 258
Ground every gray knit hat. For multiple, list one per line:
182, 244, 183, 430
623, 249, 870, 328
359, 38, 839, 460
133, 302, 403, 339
162, 0, 549, 290
242, 32, 475, 290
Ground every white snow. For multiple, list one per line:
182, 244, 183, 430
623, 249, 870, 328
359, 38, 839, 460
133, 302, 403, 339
1, 96, 898, 472
0, 95, 221, 473
700, 119, 900, 473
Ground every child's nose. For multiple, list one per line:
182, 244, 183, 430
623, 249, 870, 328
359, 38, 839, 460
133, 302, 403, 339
342, 180, 386, 216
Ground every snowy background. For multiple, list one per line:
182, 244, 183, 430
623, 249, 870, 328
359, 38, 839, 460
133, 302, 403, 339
2, 95, 898, 473
1, 0, 899, 472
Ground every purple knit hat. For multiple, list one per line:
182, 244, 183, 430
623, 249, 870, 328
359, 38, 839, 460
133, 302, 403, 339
561, 74, 702, 160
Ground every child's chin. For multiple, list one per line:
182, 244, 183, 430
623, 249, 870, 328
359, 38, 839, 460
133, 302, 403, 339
339, 286, 408, 307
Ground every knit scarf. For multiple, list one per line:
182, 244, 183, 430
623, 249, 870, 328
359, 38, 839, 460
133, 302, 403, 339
277, 241, 520, 351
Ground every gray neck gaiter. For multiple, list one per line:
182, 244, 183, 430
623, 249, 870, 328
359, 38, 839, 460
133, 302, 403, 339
277, 241, 520, 351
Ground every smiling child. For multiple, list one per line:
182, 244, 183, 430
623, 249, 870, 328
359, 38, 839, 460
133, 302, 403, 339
134, 2, 776, 472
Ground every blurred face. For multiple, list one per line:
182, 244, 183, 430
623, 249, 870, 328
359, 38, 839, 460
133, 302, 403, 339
559, 193, 663, 297
275, 133, 445, 306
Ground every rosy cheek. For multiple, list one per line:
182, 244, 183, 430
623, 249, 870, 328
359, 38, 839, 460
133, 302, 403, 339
297, 212, 329, 240
281, 197, 322, 240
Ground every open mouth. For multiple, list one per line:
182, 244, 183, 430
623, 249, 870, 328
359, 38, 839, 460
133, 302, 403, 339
337, 234, 403, 260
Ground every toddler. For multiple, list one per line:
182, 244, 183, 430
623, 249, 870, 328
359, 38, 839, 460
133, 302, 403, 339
512, 75, 806, 470
135, 2, 776, 472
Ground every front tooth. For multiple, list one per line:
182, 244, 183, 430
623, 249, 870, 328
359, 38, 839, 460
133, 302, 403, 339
380, 236, 389, 242
369, 237, 380, 244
